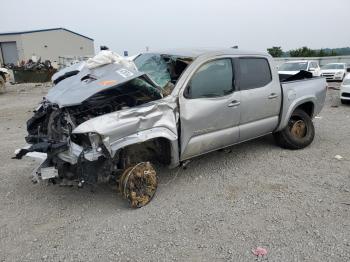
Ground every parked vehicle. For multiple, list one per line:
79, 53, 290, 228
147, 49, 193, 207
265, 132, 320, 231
321, 63, 347, 81
15, 49, 327, 207
340, 74, 350, 104
0, 67, 10, 93
278, 60, 321, 77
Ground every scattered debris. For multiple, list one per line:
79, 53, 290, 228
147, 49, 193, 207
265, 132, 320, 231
5, 58, 56, 83
5, 58, 54, 71
334, 155, 343, 160
252, 247, 268, 256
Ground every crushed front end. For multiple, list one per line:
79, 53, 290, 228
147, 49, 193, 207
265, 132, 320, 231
15, 99, 112, 186
14, 61, 165, 186
14, 51, 191, 206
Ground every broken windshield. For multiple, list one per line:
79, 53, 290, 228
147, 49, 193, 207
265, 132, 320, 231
134, 53, 171, 88
134, 53, 193, 95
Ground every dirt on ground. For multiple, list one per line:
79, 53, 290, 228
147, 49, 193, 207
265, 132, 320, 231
0, 83, 349, 261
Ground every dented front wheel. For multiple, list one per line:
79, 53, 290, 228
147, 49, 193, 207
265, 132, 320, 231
119, 162, 158, 208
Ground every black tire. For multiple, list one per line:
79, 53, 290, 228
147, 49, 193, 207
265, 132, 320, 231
273, 109, 315, 150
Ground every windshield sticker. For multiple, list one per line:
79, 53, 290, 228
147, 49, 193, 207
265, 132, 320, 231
98, 80, 117, 86
117, 69, 134, 78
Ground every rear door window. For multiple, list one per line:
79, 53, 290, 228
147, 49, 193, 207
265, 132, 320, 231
238, 58, 272, 90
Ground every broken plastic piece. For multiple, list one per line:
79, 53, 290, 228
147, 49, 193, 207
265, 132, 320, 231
252, 247, 268, 256
334, 155, 343, 160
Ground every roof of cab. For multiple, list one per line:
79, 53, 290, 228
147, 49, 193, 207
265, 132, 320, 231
148, 48, 269, 58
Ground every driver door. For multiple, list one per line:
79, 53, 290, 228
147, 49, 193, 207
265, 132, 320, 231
179, 58, 241, 160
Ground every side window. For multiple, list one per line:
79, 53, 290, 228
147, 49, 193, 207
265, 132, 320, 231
186, 59, 234, 99
238, 58, 272, 90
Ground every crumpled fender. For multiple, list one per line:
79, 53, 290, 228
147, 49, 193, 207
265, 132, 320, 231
72, 98, 180, 166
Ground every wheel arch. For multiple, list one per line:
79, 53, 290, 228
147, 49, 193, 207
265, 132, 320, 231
107, 127, 180, 168
276, 97, 316, 131
295, 101, 314, 117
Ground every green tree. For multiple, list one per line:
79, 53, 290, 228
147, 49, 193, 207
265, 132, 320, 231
267, 46, 283, 57
289, 46, 317, 57
318, 49, 326, 57
330, 50, 338, 56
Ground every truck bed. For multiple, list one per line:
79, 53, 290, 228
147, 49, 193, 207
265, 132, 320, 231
276, 76, 327, 131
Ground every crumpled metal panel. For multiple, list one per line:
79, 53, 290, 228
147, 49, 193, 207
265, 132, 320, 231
72, 97, 179, 156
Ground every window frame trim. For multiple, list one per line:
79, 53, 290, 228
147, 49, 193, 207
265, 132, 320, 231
235, 56, 273, 91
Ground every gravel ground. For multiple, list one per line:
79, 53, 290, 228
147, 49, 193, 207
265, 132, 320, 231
0, 83, 349, 262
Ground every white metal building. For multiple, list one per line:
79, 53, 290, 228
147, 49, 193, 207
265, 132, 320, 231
0, 28, 94, 66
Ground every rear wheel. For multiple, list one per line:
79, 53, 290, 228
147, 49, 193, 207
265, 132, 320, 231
274, 109, 315, 150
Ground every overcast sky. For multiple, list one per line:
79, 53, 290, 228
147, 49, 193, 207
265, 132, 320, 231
2, 0, 349, 55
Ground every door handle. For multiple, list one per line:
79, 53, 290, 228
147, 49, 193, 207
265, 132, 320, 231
268, 93, 278, 99
228, 100, 241, 107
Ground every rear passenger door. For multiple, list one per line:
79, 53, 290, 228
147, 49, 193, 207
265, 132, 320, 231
236, 57, 281, 141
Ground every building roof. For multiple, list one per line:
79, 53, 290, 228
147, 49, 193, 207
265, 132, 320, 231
0, 28, 93, 41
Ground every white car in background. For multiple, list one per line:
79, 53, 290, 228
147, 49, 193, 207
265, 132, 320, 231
320, 63, 347, 81
340, 74, 350, 104
278, 60, 321, 77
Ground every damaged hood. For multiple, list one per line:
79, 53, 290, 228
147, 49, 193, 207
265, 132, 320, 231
46, 63, 145, 107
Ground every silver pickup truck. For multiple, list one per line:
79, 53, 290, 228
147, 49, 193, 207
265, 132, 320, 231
15, 49, 327, 207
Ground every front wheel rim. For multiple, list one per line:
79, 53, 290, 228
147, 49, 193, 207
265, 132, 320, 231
289, 119, 307, 138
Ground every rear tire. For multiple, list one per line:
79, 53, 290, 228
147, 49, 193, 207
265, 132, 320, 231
274, 109, 315, 150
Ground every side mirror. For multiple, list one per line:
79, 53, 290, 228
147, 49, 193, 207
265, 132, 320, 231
308, 68, 315, 72
347, 68, 350, 73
